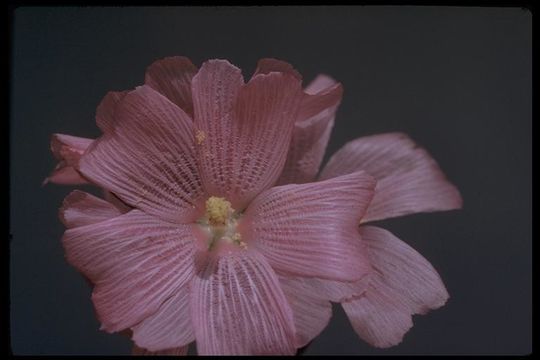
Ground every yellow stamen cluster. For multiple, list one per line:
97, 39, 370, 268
201, 196, 247, 251
205, 196, 233, 226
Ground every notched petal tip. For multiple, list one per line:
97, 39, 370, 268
253, 58, 303, 81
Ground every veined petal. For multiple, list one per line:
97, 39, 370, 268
44, 134, 93, 185
279, 276, 332, 348
44, 166, 88, 186
277, 75, 343, 185
62, 210, 196, 332
192, 60, 303, 210
191, 250, 296, 355
103, 190, 132, 213
96, 91, 129, 133
297, 76, 343, 124
252, 58, 302, 81
361, 226, 449, 313
342, 225, 449, 348
319, 132, 462, 222
79, 85, 205, 224
145, 56, 198, 118
244, 171, 376, 281
132, 344, 189, 356
131, 283, 194, 351
301, 276, 370, 303
60, 190, 123, 228
342, 284, 413, 348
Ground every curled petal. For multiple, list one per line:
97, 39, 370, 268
320, 132, 462, 222
60, 190, 123, 228
191, 250, 296, 355
277, 76, 342, 185
103, 190, 132, 213
145, 56, 198, 117
96, 91, 129, 133
304, 74, 340, 95
252, 58, 302, 81
244, 170, 376, 281
44, 134, 93, 185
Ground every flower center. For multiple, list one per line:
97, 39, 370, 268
199, 196, 247, 251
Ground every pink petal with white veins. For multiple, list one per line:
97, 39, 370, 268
132, 345, 189, 356
96, 91, 129, 133
79, 85, 205, 224
279, 276, 332, 348
342, 284, 413, 348
342, 225, 449, 347
244, 170, 375, 281
277, 75, 343, 185
59, 190, 123, 228
132, 283, 194, 351
62, 210, 196, 332
302, 276, 370, 303
319, 132, 462, 222
297, 76, 343, 123
145, 56, 198, 118
191, 250, 296, 355
192, 60, 303, 210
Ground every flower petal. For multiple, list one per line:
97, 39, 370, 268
131, 283, 194, 351
244, 171, 376, 281
319, 132, 463, 222
304, 74, 340, 95
302, 276, 370, 303
60, 190, 123, 228
252, 58, 302, 81
297, 76, 343, 123
191, 250, 296, 355
145, 56, 198, 117
103, 190, 132, 213
277, 76, 342, 185
192, 60, 303, 209
279, 276, 332, 348
342, 225, 449, 348
132, 344, 189, 356
79, 85, 205, 224
96, 91, 129, 133
44, 134, 93, 185
43, 166, 88, 186
62, 210, 196, 332
342, 285, 412, 348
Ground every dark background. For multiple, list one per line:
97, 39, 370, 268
10, 6, 532, 355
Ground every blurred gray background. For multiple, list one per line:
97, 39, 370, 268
10, 6, 531, 355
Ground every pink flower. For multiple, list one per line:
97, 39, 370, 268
264, 60, 463, 348
51, 57, 378, 355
